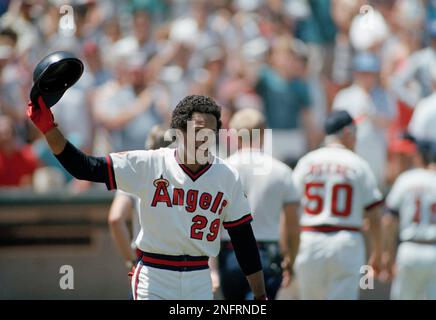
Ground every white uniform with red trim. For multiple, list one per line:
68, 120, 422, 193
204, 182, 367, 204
386, 168, 436, 299
108, 147, 252, 300
292, 144, 382, 300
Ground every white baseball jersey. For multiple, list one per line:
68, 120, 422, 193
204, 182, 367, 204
108, 147, 252, 258
386, 168, 436, 242
408, 93, 436, 142
292, 144, 382, 228
221, 149, 299, 241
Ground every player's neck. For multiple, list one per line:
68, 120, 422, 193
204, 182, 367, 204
239, 144, 262, 152
325, 140, 346, 149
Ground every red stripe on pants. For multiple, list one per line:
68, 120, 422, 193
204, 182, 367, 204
134, 264, 143, 300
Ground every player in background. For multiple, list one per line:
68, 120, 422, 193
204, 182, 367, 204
292, 110, 383, 300
213, 109, 300, 300
383, 140, 436, 299
108, 125, 171, 275
26, 94, 267, 300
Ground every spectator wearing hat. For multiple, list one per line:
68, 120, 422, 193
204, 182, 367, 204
332, 52, 395, 188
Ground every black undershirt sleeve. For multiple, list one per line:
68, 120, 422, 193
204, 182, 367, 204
227, 222, 263, 276
54, 141, 115, 190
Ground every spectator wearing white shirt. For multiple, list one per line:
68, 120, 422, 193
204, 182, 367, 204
408, 62, 436, 143
333, 52, 395, 188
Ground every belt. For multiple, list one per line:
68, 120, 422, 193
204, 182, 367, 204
138, 251, 209, 272
301, 225, 361, 233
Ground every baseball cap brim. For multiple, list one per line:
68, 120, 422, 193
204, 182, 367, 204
324, 110, 355, 135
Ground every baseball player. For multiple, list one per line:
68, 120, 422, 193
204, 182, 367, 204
215, 108, 300, 300
108, 126, 171, 275
26, 94, 267, 300
383, 140, 436, 300
292, 110, 383, 300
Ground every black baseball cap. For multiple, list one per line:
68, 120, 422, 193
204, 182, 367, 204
324, 110, 354, 135
30, 51, 84, 109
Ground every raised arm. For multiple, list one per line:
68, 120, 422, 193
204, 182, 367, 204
27, 97, 115, 189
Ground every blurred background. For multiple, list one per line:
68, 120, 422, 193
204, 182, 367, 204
0, 0, 435, 299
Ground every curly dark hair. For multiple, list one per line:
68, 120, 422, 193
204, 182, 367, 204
170, 95, 222, 131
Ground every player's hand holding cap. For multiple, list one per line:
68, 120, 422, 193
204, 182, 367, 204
26, 96, 57, 134
26, 51, 84, 134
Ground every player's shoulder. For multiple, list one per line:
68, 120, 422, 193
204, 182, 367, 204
394, 168, 427, 186
389, 169, 425, 198
297, 146, 369, 171
298, 146, 356, 162
111, 147, 172, 162
415, 94, 436, 114
266, 153, 293, 174
228, 150, 293, 177
334, 84, 362, 101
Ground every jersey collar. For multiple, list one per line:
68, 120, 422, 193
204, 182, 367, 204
174, 149, 213, 182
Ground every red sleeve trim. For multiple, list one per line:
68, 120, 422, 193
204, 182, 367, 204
105, 155, 116, 190
223, 214, 253, 229
365, 199, 384, 210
